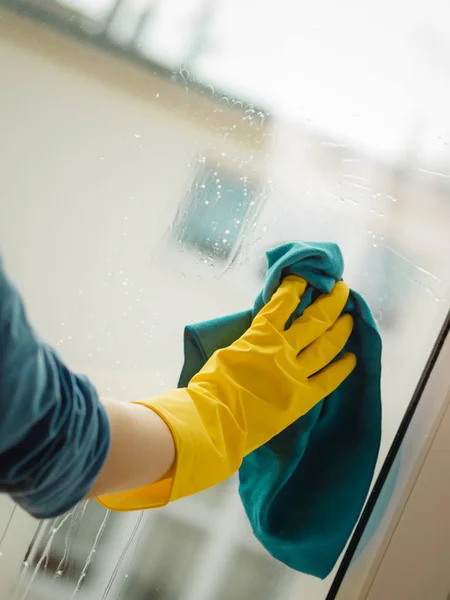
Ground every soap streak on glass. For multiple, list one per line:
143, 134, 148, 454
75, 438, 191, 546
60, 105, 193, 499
51, 504, 89, 587
18, 513, 74, 600
69, 511, 110, 599
0, 505, 17, 554
99, 512, 144, 600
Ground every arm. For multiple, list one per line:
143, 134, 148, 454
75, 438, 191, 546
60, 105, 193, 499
0, 256, 175, 517
1, 256, 354, 517
87, 398, 175, 498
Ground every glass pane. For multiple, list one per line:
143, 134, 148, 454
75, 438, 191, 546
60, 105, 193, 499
174, 160, 258, 260
118, 515, 207, 600
1, 1, 449, 599
21, 503, 121, 588
56, 0, 115, 20
215, 546, 287, 600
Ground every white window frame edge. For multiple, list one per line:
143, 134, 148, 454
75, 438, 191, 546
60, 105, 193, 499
333, 309, 450, 600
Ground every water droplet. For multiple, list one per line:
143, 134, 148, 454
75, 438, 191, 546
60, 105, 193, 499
225, 229, 230, 234
204, 200, 209, 205
134, 133, 141, 139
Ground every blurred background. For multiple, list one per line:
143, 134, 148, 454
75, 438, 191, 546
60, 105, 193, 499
0, 0, 449, 599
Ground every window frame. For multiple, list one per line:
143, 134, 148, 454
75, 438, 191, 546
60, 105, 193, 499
330, 308, 450, 599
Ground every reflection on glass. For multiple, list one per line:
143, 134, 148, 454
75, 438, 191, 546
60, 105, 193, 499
119, 515, 206, 600
184, 477, 234, 509
51, 0, 116, 22
215, 545, 286, 600
1, 0, 450, 599
174, 160, 258, 261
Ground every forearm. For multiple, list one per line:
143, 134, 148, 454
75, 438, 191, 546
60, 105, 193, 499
86, 398, 175, 498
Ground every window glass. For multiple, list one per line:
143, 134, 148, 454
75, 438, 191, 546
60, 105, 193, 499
1, 1, 450, 599
118, 515, 207, 600
215, 546, 287, 600
174, 160, 258, 260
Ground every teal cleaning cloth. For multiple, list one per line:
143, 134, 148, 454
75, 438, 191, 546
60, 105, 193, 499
178, 241, 382, 578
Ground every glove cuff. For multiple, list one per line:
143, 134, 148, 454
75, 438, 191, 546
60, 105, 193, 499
97, 387, 243, 511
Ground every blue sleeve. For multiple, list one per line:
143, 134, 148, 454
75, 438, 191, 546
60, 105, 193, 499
0, 256, 111, 518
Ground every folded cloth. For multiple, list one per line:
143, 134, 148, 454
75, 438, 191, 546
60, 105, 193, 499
178, 241, 382, 578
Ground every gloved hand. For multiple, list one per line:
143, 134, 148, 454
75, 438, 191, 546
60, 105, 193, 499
98, 276, 356, 511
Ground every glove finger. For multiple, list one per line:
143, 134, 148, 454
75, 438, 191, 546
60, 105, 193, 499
257, 275, 307, 331
305, 352, 357, 409
284, 281, 350, 352
297, 314, 354, 376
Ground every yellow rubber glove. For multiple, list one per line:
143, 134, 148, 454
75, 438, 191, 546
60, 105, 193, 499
98, 276, 356, 511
